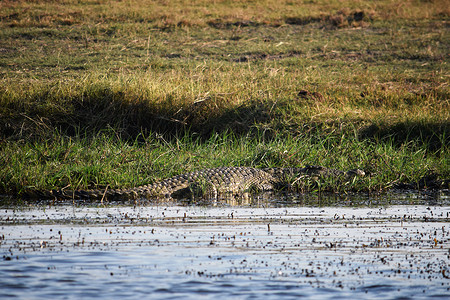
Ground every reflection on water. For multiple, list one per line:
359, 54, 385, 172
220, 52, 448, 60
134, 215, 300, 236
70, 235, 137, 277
1, 192, 449, 299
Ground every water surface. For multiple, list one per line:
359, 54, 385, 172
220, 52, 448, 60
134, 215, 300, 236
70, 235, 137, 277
1, 192, 449, 299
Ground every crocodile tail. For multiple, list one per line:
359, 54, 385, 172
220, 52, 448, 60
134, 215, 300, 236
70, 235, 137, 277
49, 188, 105, 200
50, 187, 139, 200
47, 184, 168, 200
21, 189, 54, 199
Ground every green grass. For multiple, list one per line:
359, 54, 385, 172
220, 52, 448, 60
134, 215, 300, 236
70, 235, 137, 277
1, 130, 446, 195
0, 0, 448, 197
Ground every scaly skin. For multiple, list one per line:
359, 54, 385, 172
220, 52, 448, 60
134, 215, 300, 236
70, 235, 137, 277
39, 166, 364, 200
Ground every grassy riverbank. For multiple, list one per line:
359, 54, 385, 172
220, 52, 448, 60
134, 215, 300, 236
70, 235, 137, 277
1, 0, 448, 197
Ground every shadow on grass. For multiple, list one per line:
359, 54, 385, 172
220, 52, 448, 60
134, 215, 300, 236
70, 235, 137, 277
0, 86, 273, 142
0, 86, 447, 153
360, 121, 449, 153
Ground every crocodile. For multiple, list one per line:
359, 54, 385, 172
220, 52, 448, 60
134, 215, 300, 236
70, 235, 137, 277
40, 165, 364, 201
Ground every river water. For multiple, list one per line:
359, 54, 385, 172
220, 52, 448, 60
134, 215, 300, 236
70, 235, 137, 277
1, 192, 449, 299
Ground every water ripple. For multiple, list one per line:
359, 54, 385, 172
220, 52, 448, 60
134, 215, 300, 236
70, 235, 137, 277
1, 199, 449, 299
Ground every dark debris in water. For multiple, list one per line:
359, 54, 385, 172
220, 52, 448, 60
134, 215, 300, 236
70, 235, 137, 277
1, 193, 449, 299
1, 189, 449, 208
